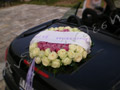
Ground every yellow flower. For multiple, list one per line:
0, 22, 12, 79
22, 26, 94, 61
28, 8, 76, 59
29, 43, 37, 52
58, 49, 67, 59
32, 48, 40, 57
45, 48, 51, 56
42, 56, 50, 66
48, 51, 58, 60
76, 45, 84, 53
62, 57, 72, 66
51, 59, 61, 68
73, 53, 82, 62
82, 50, 88, 59
67, 50, 75, 58
35, 57, 41, 64
69, 44, 77, 51
39, 50, 45, 58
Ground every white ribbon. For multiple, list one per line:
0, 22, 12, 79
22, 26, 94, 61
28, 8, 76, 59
31, 31, 92, 53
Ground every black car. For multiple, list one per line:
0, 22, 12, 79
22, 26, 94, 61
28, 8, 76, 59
3, 0, 120, 90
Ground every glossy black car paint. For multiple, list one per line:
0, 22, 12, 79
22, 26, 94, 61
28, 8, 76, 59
3, 0, 120, 90
3, 18, 120, 90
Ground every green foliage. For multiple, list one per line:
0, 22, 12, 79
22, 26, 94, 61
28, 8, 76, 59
0, 0, 84, 8
26, 0, 59, 5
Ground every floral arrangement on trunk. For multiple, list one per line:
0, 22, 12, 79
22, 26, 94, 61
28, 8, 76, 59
29, 26, 92, 70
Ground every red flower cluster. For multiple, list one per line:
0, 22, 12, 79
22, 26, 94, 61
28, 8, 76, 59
56, 29, 69, 32
37, 42, 69, 52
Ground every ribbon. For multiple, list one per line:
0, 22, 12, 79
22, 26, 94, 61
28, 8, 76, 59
26, 59, 35, 90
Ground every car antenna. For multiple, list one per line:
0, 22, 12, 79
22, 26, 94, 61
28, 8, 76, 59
75, 2, 81, 16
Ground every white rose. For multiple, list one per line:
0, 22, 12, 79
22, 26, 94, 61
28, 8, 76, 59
58, 26, 64, 31
54, 27, 58, 31
76, 45, 84, 53
29, 43, 37, 52
48, 52, 58, 60
42, 57, 50, 66
39, 50, 45, 57
65, 26, 71, 29
35, 57, 41, 64
32, 48, 40, 57
49, 27, 55, 31
45, 48, 51, 56
73, 28, 80, 32
82, 50, 88, 59
69, 44, 77, 51
58, 49, 67, 59
73, 53, 82, 62
67, 50, 75, 58
51, 59, 61, 68
62, 57, 72, 66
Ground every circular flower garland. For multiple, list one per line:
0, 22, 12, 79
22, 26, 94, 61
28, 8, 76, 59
29, 26, 90, 69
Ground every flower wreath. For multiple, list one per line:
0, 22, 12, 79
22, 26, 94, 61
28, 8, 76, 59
29, 26, 92, 69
